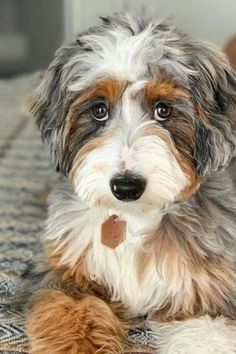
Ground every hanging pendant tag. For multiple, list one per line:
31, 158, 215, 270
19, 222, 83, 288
101, 215, 126, 249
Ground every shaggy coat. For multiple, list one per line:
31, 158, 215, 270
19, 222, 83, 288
22, 13, 236, 354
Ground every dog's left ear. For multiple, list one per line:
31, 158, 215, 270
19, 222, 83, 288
192, 42, 236, 175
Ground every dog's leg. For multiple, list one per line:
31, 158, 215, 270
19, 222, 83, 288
26, 289, 125, 354
148, 316, 236, 354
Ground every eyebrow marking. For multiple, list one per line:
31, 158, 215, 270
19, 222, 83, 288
70, 78, 128, 108
144, 76, 189, 103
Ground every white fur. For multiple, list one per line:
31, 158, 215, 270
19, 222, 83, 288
149, 316, 236, 353
45, 185, 193, 317
67, 19, 195, 93
73, 83, 190, 211
68, 24, 161, 91
37, 14, 236, 352
46, 188, 161, 315
44, 83, 191, 315
72, 126, 188, 211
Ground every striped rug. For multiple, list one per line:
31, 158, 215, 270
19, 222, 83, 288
0, 75, 155, 353
0, 74, 57, 353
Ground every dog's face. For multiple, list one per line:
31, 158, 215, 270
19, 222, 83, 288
30, 14, 236, 212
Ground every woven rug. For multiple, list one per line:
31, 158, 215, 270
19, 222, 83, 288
0, 74, 156, 353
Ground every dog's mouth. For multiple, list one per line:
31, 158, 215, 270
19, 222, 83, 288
110, 173, 146, 202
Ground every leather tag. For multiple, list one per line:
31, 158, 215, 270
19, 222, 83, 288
101, 215, 126, 249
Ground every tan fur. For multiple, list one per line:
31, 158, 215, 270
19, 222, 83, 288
141, 124, 184, 164
177, 108, 209, 198
69, 125, 118, 182
197, 106, 212, 129
45, 245, 91, 293
45, 246, 131, 326
59, 78, 127, 172
141, 124, 201, 199
46, 222, 235, 325
45, 245, 117, 306
69, 136, 106, 181
136, 246, 154, 285
178, 157, 203, 199
71, 79, 127, 107
65, 78, 125, 141
144, 77, 202, 200
139, 226, 236, 322
144, 76, 189, 103
27, 290, 125, 354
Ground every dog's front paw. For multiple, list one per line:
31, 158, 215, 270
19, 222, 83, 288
27, 290, 125, 354
149, 316, 236, 354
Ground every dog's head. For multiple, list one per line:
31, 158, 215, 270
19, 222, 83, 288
29, 13, 236, 211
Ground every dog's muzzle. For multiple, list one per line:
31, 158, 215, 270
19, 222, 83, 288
110, 174, 146, 201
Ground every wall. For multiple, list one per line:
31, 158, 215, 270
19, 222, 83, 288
20, 0, 64, 72
0, 0, 28, 75
64, 0, 125, 40
66, 0, 236, 47
125, 0, 236, 47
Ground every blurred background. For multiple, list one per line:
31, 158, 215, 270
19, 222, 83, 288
0, 0, 236, 76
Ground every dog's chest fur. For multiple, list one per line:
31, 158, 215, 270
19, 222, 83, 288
86, 213, 197, 317
47, 193, 177, 316
46, 182, 236, 319
58, 207, 192, 317
86, 212, 165, 316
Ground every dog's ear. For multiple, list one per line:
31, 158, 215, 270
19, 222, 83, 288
191, 42, 236, 175
28, 44, 79, 173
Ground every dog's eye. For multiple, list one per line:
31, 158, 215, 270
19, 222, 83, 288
91, 103, 109, 121
154, 102, 172, 121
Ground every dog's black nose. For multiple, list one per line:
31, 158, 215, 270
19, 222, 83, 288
110, 174, 146, 201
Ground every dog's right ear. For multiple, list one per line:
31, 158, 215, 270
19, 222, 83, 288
28, 49, 67, 172
28, 44, 80, 173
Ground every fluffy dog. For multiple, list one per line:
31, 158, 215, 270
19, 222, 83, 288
24, 13, 236, 354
